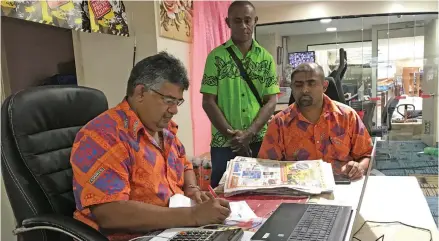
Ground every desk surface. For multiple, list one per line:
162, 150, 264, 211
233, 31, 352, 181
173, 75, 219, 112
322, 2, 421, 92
309, 177, 365, 209
241, 177, 366, 241
353, 176, 438, 241
242, 176, 436, 241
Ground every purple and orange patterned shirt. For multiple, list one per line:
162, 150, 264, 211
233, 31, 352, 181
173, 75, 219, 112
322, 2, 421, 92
258, 94, 372, 171
70, 99, 192, 241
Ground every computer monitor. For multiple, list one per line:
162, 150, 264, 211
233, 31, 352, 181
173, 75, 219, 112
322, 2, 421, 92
288, 51, 315, 68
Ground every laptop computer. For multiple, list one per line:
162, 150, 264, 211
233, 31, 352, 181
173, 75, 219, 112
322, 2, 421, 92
251, 139, 378, 241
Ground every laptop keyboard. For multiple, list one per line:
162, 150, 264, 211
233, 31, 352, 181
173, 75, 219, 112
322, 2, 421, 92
288, 205, 340, 241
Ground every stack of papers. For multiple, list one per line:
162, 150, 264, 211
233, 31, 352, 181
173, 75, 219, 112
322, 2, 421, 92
221, 156, 336, 197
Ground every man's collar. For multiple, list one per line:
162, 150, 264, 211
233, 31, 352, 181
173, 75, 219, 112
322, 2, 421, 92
322, 94, 343, 116
284, 94, 343, 124
117, 99, 179, 140
223, 39, 261, 52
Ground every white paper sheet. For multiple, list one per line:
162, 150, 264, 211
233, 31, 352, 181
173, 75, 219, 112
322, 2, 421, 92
227, 201, 258, 221
169, 194, 196, 208
169, 194, 257, 222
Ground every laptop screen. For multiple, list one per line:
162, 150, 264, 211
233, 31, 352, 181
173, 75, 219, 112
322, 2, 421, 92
355, 137, 378, 214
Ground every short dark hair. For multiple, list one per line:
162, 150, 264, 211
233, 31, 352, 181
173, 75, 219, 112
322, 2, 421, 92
290, 63, 325, 82
126, 52, 189, 96
228, 0, 255, 16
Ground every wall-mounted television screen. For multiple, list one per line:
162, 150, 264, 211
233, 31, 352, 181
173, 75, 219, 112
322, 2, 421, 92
288, 51, 315, 68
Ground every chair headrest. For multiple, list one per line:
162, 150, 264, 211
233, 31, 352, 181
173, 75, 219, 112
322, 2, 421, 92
325, 77, 335, 83
9, 85, 108, 138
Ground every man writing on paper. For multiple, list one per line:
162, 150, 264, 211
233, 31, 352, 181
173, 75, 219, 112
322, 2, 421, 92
201, 1, 280, 188
71, 53, 230, 241
258, 63, 372, 180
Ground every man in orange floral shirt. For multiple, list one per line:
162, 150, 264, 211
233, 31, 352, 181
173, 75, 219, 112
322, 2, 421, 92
71, 52, 230, 241
258, 63, 372, 180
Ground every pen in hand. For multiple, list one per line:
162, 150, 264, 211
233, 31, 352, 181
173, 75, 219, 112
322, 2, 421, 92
207, 185, 218, 198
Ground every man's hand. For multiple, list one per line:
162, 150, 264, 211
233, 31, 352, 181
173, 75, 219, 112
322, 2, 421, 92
191, 198, 231, 226
341, 161, 364, 180
185, 187, 211, 204
227, 129, 254, 155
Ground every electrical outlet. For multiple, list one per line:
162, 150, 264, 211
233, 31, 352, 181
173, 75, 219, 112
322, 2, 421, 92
424, 121, 431, 135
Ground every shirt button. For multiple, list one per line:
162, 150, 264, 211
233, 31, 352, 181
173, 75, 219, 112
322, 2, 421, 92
242, 109, 246, 112
241, 94, 245, 97
316, 141, 320, 144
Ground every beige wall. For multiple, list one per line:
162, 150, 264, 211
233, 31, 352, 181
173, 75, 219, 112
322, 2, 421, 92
1, 180, 16, 241
73, 1, 158, 108
255, 33, 283, 80
257, 1, 439, 24
257, 33, 277, 58
2, 17, 75, 94
154, 1, 194, 158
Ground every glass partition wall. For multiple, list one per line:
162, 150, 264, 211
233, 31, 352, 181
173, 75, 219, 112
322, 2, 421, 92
256, 13, 438, 142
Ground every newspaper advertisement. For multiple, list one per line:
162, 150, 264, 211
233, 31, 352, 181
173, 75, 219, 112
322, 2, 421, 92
224, 157, 332, 196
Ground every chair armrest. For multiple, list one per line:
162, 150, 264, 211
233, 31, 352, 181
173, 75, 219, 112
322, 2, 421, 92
14, 214, 108, 241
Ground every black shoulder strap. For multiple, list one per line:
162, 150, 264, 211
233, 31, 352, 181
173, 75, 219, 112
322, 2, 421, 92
224, 46, 264, 107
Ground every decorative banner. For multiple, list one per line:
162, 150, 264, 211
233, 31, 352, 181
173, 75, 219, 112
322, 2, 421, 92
87, 0, 129, 36
159, 0, 193, 43
1, 0, 129, 37
1, 1, 89, 32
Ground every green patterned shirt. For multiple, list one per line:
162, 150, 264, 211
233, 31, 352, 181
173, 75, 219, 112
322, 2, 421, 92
200, 39, 280, 147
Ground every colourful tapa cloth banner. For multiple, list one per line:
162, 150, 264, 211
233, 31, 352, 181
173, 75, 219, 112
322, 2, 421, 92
87, 0, 129, 36
1, 0, 129, 37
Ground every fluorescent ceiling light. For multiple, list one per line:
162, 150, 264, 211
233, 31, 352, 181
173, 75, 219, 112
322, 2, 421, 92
320, 19, 332, 24
326, 27, 337, 32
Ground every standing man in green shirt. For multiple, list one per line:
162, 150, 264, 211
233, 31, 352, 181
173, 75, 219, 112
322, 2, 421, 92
201, 1, 280, 187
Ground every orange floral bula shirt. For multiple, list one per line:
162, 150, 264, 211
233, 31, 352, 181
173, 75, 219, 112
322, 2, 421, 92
258, 95, 372, 172
70, 99, 193, 241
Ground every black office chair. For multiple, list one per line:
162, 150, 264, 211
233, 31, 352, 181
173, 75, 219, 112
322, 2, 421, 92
1, 86, 109, 241
381, 96, 399, 131
361, 101, 377, 134
328, 48, 347, 104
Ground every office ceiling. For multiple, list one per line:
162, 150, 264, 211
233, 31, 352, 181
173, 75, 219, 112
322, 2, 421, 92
256, 14, 438, 36
252, 1, 302, 8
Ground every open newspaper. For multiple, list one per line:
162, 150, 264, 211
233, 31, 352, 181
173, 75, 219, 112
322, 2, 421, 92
222, 156, 336, 197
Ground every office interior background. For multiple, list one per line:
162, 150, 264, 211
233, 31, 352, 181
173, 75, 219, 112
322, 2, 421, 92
257, 12, 438, 142
1, 1, 438, 240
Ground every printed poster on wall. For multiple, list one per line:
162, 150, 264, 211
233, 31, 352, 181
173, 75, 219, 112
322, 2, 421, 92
158, 0, 193, 42
1, 0, 129, 37
1, 1, 89, 31
87, 0, 129, 36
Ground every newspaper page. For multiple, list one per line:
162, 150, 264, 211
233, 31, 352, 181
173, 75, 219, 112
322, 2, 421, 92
224, 156, 333, 196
